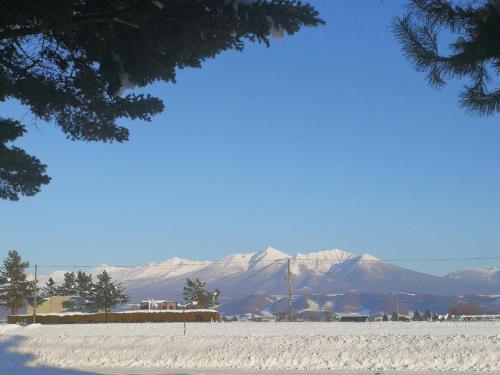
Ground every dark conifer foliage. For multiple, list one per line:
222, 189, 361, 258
0, 119, 50, 201
0, 250, 31, 314
413, 309, 422, 321
394, 0, 500, 115
42, 277, 58, 297
87, 270, 128, 321
183, 278, 219, 308
0, 0, 323, 200
76, 271, 93, 297
56, 272, 77, 296
424, 309, 432, 321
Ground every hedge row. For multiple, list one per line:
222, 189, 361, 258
8, 310, 220, 324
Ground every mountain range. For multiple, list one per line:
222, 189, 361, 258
47, 246, 500, 316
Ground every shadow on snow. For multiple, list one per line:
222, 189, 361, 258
0, 335, 95, 374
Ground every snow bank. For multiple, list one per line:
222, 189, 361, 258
0, 322, 498, 372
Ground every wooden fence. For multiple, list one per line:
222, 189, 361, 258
8, 309, 220, 325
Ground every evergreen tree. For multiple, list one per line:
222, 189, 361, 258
87, 270, 128, 322
0, 1, 323, 200
42, 277, 58, 297
0, 122, 50, 201
391, 312, 399, 321
394, 0, 500, 116
57, 272, 77, 296
424, 309, 432, 321
183, 278, 219, 309
183, 278, 209, 308
26, 278, 43, 309
383, 314, 389, 321
76, 271, 93, 298
413, 309, 422, 321
0, 250, 31, 314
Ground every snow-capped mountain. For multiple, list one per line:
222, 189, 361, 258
444, 267, 500, 293
45, 246, 500, 314
446, 267, 499, 283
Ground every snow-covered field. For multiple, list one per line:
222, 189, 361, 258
0, 322, 499, 373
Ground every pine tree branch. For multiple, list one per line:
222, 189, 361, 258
0, 26, 45, 40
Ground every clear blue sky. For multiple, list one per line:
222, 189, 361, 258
1, 1, 499, 276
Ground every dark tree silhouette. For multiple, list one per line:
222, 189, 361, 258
75, 271, 93, 298
413, 309, 422, 321
42, 277, 57, 297
56, 272, 77, 296
424, 309, 432, 321
87, 270, 128, 322
394, 0, 500, 116
183, 278, 219, 309
0, 120, 50, 201
0, 0, 323, 200
0, 250, 31, 314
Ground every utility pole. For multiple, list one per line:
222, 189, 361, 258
396, 299, 399, 322
32, 264, 38, 324
286, 258, 293, 321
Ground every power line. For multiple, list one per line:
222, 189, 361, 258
31, 255, 500, 270
293, 256, 500, 262
32, 259, 283, 269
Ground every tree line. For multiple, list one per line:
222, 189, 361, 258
1, 250, 221, 317
0, 250, 128, 316
42, 273, 221, 310
385, 309, 435, 322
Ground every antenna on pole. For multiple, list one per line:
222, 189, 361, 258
33, 264, 38, 324
285, 258, 294, 321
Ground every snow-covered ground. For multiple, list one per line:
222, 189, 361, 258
0, 322, 499, 373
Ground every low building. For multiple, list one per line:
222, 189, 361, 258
336, 314, 370, 322
139, 300, 177, 310
396, 314, 412, 322
28, 296, 86, 314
